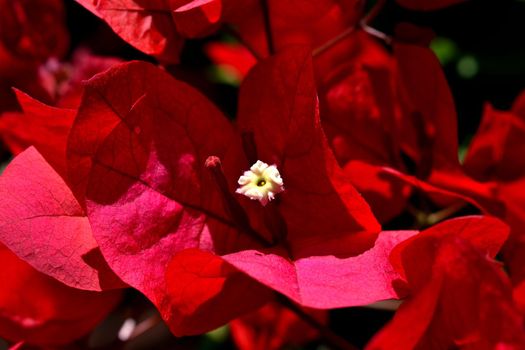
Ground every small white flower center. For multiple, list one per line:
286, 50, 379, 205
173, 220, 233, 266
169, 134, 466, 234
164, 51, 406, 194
236, 160, 284, 206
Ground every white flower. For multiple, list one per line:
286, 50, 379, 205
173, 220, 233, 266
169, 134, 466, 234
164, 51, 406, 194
236, 160, 284, 206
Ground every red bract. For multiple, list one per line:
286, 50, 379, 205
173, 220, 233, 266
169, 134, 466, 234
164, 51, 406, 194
463, 95, 525, 287
514, 281, 525, 314
229, 42, 414, 299
164, 249, 272, 335
382, 166, 504, 218
495, 179, 525, 285
375, 46, 525, 290
367, 216, 525, 350
206, 32, 413, 222
319, 28, 479, 224
396, 0, 466, 11
0, 243, 121, 346
75, 0, 183, 62
354, 37, 505, 218
465, 102, 525, 183
66, 60, 147, 203
318, 32, 411, 222
389, 216, 510, 279
316, 29, 498, 221
75, 0, 257, 63
222, 230, 416, 308
394, 41, 458, 173
0, 147, 123, 291
81, 60, 269, 334
230, 302, 327, 350
80, 49, 402, 335
0, 91, 74, 176
342, 162, 411, 223
320, 33, 399, 167
234, 47, 379, 244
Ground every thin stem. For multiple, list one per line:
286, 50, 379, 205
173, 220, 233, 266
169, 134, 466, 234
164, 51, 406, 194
409, 201, 467, 229
259, 0, 274, 54
128, 314, 163, 340
312, 26, 357, 57
362, 0, 387, 25
366, 299, 402, 311
360, 0, 391, 44
426, 202, 467, 226
360, 22, 392, 45
277, 295, 360, 350
313, 0, 388, 58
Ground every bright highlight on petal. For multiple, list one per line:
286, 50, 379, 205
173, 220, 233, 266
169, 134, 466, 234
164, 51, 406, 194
236, 160, 284, 206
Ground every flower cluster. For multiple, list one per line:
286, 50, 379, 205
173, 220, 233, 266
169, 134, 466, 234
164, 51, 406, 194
0, 0, 523, 349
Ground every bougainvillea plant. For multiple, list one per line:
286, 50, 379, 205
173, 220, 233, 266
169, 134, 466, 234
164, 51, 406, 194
0, 0, 524, 349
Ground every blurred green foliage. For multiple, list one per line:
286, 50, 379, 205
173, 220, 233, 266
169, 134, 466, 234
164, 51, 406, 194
431, 37, 459, 65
